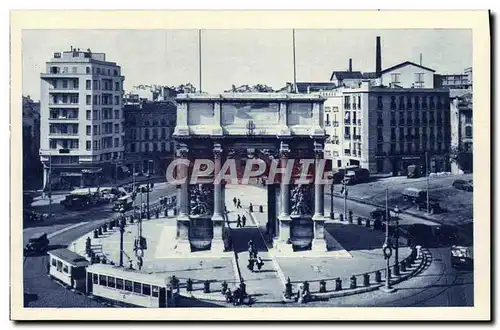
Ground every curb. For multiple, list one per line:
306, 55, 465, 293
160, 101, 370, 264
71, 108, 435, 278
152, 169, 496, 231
309, 248, 430, 300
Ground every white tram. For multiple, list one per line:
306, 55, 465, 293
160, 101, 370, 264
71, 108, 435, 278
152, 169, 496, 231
86, 263, 178, 308
47, 248, 90, 292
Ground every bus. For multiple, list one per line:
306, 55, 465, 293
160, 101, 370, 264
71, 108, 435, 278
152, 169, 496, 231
47, 248, 90, 292
112, 195, 134, 212
86, 264, 178, 308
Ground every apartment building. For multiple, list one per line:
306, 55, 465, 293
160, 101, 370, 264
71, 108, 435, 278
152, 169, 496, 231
434, 67, 473, 90
450, 91, 473, 174
321, 82, 451, 175
39, 48, 125, 189
123, 101, 177, 176
23, 96, 41, 189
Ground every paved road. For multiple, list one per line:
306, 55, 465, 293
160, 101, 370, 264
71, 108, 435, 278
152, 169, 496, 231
22, 183, 177, 308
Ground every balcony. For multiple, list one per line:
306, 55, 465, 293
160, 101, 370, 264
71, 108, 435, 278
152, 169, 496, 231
49, 131, 79, 137
344, 149, 351, 156
344, 119, 351, 125
357, 119, 362, 125
332, 121, 339, 127
353, 135, 362, 141
345, 104, 351, 110
49, 102, 79, 107
49, 115, 78, 121
344, 134, 351, 140
352, 103, 357, 110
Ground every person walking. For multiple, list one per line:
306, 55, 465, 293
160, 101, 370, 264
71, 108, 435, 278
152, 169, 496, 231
237, 199, 242, 209
256, 257, 264, 272
241, 214, 247, 227
233, 197, 237, 207
236, 214, 242, 228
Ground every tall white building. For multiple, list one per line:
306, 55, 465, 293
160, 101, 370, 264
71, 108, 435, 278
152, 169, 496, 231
39, 48, 125, 189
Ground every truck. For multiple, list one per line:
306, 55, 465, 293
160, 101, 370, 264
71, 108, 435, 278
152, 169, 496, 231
343, 168, 370, 185
407, 164, 422, 178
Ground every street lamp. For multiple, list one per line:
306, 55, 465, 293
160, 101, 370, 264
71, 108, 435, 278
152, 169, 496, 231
119, 208, 126, 267
381, 188, 395, 293
329, 183, 335, 220
392, 205, 401, 276
146, 160, 153, 220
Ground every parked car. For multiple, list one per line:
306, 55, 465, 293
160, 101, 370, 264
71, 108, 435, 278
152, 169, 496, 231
451, 245, 473, 269
452, 179, 473, 192
370, 208, 386, 220
24, 232, 50, 256
24, 209, 44, 223
401, 187, 427, 203
416, 200, 441, 214
407, 164, 422, 178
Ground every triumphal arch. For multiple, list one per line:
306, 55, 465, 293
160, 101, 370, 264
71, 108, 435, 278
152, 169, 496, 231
171, 93, 328, 253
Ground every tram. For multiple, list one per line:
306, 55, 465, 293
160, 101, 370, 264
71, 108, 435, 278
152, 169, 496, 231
86, 263, 178, 308
47, 248, 90, 291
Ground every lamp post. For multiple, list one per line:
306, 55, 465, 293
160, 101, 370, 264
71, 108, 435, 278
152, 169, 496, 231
329, 183, 334, 220
147, 160, 153, 220
392, 205, 401, 276
381, 188, 395, 293
119, 208, 126, 267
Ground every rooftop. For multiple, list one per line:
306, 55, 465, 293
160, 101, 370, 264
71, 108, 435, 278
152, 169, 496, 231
176, 93, 325, 102
380, 61, 435, 74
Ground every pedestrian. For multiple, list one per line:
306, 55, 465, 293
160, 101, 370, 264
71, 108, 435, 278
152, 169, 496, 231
256, 257, 264, 272
242, 214, 247, 227
237, 199, 242, 209
233, 287, 241, 306
247, 258, 255, 272
252, 247, 258, 259
233, 197, 237, 207
225, 288, 233, 303
236, 214, 242, 228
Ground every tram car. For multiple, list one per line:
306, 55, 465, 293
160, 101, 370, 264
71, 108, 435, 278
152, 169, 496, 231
47, 248, 90, 291
86, 263, 178, 308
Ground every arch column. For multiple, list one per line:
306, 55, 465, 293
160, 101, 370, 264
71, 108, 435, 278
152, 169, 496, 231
211, 142, 225, 251
175, 143, 191, 252
274, 140, 293, 252
312, 141, 327, 251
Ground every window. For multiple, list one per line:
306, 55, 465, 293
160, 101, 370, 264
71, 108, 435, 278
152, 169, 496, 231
86, 95, 91, 105
51, 258, 56, 267
133, 282, 142, 294
377, 143, 384, 153
114, 110, 120, 119
114, 138, 119, 148
358, 96, 361, 108
107, 276, 115, 288
96, 68, 101, 74
376, 159, 384, 173
86, 110, 91, 120
56, 261, 63, 273
391, 128, 396, 141
465, 126, 472, 138
86, 67, 91, 74
161, 142, 166, 151
70, 95, 78, 103
50, 140, 57, 149
86, 125, 91, 136
74, 79, 79, 89
152, 285, 159, 297
72, 66, 78, 73
86, 141, 91, 150
86, 80, 91, 90
124, 280, 133, 292
50, 66, 60, 74
93, 95, 98, 105
145, 143, 150, 152
142, 284, 151, 296
114, 69, 118, 76
391, 73, 401, 83
344, 96, 351, 109
377, 96, 383, 110
399, 96, 405, 110
390, 96, 396, 110
99, 275, 107, 286
92, 274, 98, 284
63, 67, 68, 73
377, 127, 383, 142
116, 278, 124, 290
114, 124, 119, 134
414, 96, 420, 110
62, 80, 68, 88
115, 81, 120, 91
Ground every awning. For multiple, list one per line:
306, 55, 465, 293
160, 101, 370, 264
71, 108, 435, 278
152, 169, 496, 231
81, 168, 103, 174
60, 172, 82, 177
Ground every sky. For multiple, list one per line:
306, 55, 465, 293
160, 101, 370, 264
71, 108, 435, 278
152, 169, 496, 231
22, 29, 472, 101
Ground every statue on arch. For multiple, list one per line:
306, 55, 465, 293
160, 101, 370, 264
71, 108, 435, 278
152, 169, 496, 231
291, 185, 311, 216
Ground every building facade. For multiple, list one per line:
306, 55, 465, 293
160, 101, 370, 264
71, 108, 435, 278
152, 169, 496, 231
321, 82, 451, 175
39, 48, 125, 190
23, 96, 41, 189
450, 91, 473, 174
123, 101, 177, 175
434, 67, 473, 90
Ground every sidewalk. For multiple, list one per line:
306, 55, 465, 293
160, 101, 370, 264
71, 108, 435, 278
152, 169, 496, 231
226, 204, 285, 303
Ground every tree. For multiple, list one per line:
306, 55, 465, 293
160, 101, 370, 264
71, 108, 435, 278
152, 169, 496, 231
224, 84, 275, 93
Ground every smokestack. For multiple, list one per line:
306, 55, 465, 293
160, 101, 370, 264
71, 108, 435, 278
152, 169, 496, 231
349, 58, 352, 72
376, 36, 382, 77
419, 53, 423, 66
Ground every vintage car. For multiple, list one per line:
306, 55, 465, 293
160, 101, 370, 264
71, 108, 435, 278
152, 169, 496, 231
452, 179, 473, 192
451, 245, 473, 269
370, 208, 386, 220
24, 232, 50, 256
416, 200, 441, 214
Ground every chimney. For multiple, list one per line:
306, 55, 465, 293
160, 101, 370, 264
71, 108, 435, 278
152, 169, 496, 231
70, 45, 73, 52
349, 58, 353, 72
419, 53, 423, 66
376, 36, 382, 77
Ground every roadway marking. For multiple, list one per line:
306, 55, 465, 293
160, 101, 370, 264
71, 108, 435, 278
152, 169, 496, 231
48, 222, 87, 239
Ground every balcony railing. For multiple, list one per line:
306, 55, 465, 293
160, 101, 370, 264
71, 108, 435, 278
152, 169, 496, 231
49, 102, 79, 106
49, 131, 79, 136
49, 116, 78, 121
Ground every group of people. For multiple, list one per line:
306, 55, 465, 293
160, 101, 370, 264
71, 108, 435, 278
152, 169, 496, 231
247, 240, 265, 272
223, 281, 248, 306
236, 214, 247, 228
232, 197, 242, 209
